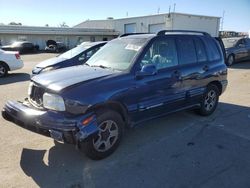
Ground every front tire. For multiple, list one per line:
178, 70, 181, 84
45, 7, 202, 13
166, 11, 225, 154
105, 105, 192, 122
0, 63, 8, 77
197, 85, 219, 116
80, 110, 124, 160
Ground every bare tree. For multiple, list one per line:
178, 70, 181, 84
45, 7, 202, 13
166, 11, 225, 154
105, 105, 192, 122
59, 22, 69, 28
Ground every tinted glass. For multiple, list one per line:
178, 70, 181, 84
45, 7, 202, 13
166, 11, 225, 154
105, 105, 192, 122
222, 38, 238, 48
140, 38, 178, 70
194, 38, 207, 62
245, 38, 250, 46
176, 37, 197, 65
23, 43, 32, 48
204, 38, 221, 61
59, 43, 99, 59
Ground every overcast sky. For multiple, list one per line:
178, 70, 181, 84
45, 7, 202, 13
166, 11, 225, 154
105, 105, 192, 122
0, 0, 249, 31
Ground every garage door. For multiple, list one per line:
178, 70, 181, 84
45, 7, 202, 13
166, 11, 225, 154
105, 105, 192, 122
124, 23, 136, 33
149, 23, 166, 33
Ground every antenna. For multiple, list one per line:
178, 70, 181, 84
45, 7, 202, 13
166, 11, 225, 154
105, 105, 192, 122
157, 7, 160, 14
221, 10, 225, 31
168, 5, 171, 18
173, 3, 176, 13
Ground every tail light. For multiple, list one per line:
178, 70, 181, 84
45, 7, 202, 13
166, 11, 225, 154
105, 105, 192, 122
15, 53, 20, 59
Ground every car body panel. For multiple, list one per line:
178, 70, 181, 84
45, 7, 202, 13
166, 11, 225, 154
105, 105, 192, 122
223, 37, 250, 63
0, 50, 23, 71
1, 41, 38, 54
32, 42, 107, 75
2, 32, 228, 147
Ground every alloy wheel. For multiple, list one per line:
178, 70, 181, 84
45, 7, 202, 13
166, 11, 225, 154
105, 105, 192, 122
204, 90, 217, 111
93, 120, 119, 152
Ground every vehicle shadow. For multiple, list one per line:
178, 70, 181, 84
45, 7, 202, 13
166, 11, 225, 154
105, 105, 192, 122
229, 61, 250, 69
20, 102, 250, 188
0, 73, 30, 85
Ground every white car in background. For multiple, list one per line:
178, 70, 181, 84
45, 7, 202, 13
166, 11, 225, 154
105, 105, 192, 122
0, 49, 23, 77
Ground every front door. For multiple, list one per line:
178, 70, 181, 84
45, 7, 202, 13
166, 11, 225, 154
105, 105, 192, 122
129, 37, 185, 123
235, 39, 249, 61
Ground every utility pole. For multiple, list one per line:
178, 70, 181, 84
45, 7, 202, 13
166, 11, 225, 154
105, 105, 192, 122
173, 3, 176, 13
221, 10, 225, 31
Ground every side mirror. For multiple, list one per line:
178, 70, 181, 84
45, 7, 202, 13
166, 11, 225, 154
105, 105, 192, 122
136, 64, 157, 79
238, 44, 245, 48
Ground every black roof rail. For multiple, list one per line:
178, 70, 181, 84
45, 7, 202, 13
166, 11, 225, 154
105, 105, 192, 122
157, 30, 210, 36
119, 33, 149, 38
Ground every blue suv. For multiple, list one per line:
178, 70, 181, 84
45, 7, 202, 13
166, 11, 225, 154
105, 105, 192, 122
2, 30, 228, 160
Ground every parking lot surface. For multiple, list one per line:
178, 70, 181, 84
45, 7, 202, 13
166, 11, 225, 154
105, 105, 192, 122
0, 53, 250, 188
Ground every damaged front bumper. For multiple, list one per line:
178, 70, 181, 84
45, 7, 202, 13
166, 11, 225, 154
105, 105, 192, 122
2, 100, 99, 145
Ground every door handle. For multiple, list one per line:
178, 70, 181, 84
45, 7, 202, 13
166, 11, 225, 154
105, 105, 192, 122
203, 65, 209, 72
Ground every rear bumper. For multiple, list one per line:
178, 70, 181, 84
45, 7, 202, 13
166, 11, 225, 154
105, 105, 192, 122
9, 60, 24, 71
2, 100, 99, 144
220, 80, 228, 94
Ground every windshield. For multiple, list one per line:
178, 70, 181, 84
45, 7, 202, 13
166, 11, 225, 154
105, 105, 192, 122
59, 43, 94, 59
11, 41, 23, 47
86, 38, 147, 71
222, 38, 239, 48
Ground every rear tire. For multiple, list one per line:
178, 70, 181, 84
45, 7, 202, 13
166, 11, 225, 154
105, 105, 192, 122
197, 85, 219, 116
0, 63, 8, 77
227, 54, 235, 66
80, 110, 124, 160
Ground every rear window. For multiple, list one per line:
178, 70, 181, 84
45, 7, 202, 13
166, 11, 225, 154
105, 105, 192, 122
176, 37, 197, 65
204, 38, 221, 61
194, 38, 207, 62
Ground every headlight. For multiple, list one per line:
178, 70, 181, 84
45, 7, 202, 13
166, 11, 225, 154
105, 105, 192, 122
43, 93, 65, 111
41, 66, 55, 73
32, 67, 43, 74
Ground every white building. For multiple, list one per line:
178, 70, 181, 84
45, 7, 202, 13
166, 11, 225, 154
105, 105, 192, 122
0, 25, 118, 49
75, 12, 221, 37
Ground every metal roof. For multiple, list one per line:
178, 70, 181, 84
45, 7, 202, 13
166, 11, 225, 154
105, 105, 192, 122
0, 25, 119, 36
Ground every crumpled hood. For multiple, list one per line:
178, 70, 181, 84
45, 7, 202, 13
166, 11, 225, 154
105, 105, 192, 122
46, 40, 57, 46
32, 65, 114, 91
36, 56, 67, 68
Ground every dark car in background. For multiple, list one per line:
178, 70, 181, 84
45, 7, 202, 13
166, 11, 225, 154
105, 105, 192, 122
1, 41, 39, 54
222, 37, 250, 66
32, 41, 107, 75
45, 40, 67, 53
2, 30, 227, 160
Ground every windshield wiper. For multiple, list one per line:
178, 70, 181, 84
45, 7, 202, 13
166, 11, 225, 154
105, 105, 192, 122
90, 65, 112, 69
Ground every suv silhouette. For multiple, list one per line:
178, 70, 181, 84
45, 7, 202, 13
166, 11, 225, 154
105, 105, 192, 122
2, 30, 228, 160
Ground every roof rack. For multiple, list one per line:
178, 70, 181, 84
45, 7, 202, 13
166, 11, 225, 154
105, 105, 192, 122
119, 33, 149, 38
157, 30, 210, 36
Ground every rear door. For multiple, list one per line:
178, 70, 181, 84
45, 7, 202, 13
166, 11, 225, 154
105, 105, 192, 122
176, 36, 210, 106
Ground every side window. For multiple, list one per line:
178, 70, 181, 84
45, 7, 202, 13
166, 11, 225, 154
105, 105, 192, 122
79, 47, 101, 62
204, 38, 221, 61
194, 38, 207, 62
23, 43, 32, 48
245, 39, 250, 46
140, 38, 178, 70
176, 37, 197, 65
87, 47, 100, 58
